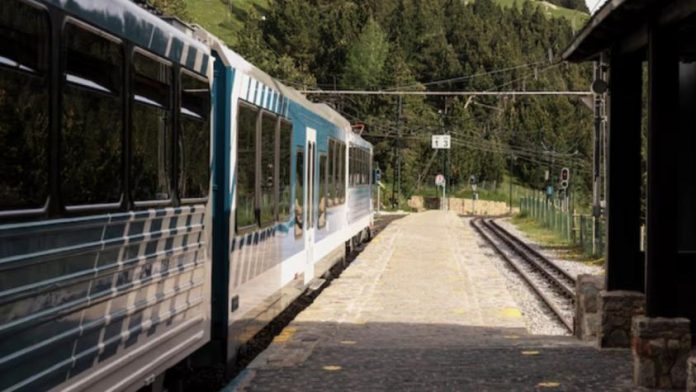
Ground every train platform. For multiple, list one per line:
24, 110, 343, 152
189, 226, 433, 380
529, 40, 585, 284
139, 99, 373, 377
226, 211, 634, 391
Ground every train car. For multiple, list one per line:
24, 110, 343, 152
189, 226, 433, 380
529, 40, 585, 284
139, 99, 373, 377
204, 37, 374, 366
0, 0, 373, 390
0, 1, 214, 390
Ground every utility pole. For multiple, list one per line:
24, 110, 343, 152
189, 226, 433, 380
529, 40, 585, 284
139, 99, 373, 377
592, 56, 608, 242
445, 98, 450, 197
509, 154, 515, 213
396, 95, 403, 206
591, 56, 608, 254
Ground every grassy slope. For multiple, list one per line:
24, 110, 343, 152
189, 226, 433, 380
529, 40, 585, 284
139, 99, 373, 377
510, 215, 604, 265
495, 0, 589, 29
184, 0, 268, 45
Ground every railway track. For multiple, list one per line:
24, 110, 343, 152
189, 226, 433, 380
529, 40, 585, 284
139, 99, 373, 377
470, 217, 576, 333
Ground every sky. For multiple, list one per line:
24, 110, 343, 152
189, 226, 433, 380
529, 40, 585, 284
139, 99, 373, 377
585, 0, 607, 13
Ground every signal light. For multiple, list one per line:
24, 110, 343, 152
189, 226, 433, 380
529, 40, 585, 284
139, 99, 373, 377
560, 168, 570, 181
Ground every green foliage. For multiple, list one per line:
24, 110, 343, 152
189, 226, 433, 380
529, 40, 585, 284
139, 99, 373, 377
341, 19, 389, 89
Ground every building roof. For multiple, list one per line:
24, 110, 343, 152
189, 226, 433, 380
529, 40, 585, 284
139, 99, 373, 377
562, 0, 663, 62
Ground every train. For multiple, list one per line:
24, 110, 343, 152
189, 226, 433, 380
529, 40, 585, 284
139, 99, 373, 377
0, 0, 374, 391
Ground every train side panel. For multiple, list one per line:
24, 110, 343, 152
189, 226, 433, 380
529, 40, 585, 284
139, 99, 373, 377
0, 0, 214, 390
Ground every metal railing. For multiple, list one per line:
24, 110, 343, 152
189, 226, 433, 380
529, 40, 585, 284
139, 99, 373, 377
520, 196, 605, 258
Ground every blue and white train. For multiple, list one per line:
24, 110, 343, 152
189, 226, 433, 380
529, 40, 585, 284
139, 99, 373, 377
0, 0, 373, 391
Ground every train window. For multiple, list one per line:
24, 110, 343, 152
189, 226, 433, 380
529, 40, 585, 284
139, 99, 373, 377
236, 103, 257, 231
294, 150, 304, 238
62, 22, 123, 206
131, 51, 172, 202
348, 147, 353, 186
0, 0, 49, 211
364, 150, 368, 184
362, 150, 367, 185
278, 120, 292, 222
260, 112, 276, 226
354, 148, 358, 186
318, 154, 327, 228
338, 143, 345, 203
327, 140, 335, 207
178, 70, 210, 200
357, 149, 362, 185
363, 150, 368, 185
307, 143, 314, 229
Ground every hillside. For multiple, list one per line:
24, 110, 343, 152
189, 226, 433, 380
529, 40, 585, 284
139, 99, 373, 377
184, 0, 588, 46
183, 0, 268, 45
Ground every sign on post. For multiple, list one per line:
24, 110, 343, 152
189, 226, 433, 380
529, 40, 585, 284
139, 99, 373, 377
431, 135, 451, 149
469, 175, 477, 192
435, 174, 445, 187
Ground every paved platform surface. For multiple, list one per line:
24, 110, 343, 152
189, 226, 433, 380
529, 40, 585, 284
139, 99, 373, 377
228, 211, 634, 391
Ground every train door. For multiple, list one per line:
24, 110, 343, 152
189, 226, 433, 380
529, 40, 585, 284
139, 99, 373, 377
304, 128, 317, 284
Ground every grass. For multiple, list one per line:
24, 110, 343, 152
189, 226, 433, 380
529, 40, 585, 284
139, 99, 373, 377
184, 0, 269, 45
412, 175, 536, 207
487, 0, 590, 29
511, 214, 604, 266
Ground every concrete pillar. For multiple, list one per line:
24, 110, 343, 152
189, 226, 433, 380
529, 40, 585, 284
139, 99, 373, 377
574, 274, 603, 341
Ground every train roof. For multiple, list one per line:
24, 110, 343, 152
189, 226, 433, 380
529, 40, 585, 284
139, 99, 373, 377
202, 34, 369, 145
215, 44, 352, 130
42, 0, 210, 75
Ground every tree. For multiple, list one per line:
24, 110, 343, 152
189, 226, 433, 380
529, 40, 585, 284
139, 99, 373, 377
340, 18, 389, 89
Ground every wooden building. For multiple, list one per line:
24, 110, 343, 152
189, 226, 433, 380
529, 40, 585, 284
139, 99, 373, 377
563, 0, 696, 388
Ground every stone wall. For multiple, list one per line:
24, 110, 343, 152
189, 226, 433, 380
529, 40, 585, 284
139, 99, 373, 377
598, 290, 645, 348
575, 274, 603, 341
632, 316, 691, 389
687, 350, 696, 391
408, 195, 516, 216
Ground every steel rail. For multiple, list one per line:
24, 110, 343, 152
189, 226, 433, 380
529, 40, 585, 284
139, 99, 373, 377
470, 218, 574, 333
486, 220, 577, 297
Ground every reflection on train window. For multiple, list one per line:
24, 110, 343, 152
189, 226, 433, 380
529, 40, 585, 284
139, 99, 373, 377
237, 103, 257, 230
294, 150, 304, 238
179, 70, 210, 200
319, 154, 327, 228
0, 0, 49, 211
338, 144, 346, 203
260, 111, 276, 226
62, 21, 123, 206
307, 143, 314, 229
278, 120, 292, 222
327, 140, 335, 207
131, 51, 172, 202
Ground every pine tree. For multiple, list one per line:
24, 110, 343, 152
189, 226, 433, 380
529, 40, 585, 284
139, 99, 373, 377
340, 18, 389, 89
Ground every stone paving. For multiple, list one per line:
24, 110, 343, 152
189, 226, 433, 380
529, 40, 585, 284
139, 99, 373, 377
226, 211, 635, 391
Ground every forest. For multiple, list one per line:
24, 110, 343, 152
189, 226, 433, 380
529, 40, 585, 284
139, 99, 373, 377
152, 0, 595, 207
